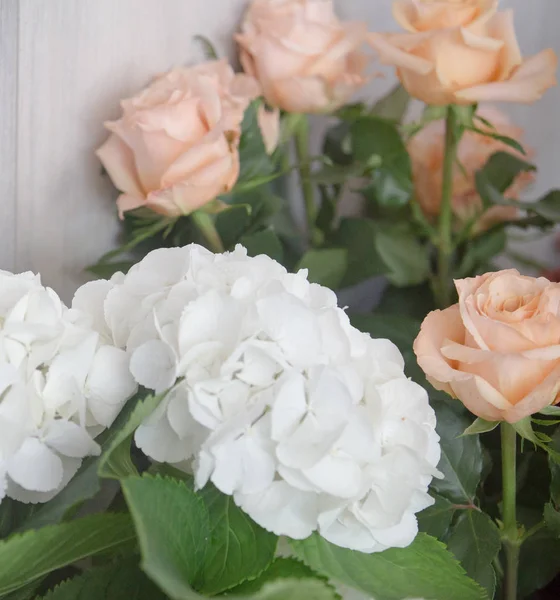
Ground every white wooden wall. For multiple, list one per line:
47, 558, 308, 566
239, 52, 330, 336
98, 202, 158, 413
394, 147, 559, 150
1, 0, 559, 302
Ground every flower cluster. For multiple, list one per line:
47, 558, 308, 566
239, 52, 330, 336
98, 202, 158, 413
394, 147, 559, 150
78, 244, 441, 552
0, 271, 136, 504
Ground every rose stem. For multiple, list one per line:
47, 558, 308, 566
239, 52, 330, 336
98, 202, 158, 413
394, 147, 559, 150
294, 115, 319, 246
191, 210, 225, 253
436, 105, 459, 308
501, 422, 520, 600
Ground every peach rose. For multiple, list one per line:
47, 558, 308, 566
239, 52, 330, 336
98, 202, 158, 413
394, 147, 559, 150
393, 0, 497, 32
408, 106, 533, 232
236, 0, 371, 113
414, 270, 560, 423
97, 59, 279, 218
369, 10, 557, 106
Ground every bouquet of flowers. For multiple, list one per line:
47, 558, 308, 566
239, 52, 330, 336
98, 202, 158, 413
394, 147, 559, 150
2, 1, 560, 599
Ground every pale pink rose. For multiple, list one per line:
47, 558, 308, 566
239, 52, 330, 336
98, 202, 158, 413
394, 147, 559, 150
408, 106, 533, 233
236, 0, 371, 113
414, 270, 560, 423
369, 10, 557, 106
97, 59, 279, 218
393, 0, 497, 32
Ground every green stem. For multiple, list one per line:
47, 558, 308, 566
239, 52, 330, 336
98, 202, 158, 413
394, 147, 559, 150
501, 423, 519, 600
191, 210, 224, 253
436, 106, 459, 308
294, 115, 319, 246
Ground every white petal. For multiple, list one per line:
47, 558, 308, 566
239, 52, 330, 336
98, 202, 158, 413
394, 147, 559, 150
271, 371, 307, 441
86, 346, 137, 427
42, 420, 100, 458
7, 438, 63, 492
72, 279, 114, 339
7, 455, 81, 504
235, 481, 319, 539
129, 340, 177, 393
303, 454, 363, 499
135, 409, 192, 464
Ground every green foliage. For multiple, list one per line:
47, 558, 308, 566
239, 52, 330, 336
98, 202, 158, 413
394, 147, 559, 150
196, 483, 278, 595
417, 494, 456, 541
122, 476, 210, 598
38, 561, 167, 600
332, 218, 388, 287
237, 100, 275, 185
0, 514, 135, 596
432, 401, 484, 505
446, 511, 501, 598
518, 528, 560, 598
240, 228, 283, 262
296, 249, 348, 289
374, 225, 430, 286
291, 533, 487, 600
456, 229, 507, 278
463, 418, 500, 437
98, 393, 164, 480
225, 558, 334, 597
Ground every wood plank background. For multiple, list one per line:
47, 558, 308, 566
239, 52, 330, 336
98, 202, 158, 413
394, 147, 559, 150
1, 0, 558, 302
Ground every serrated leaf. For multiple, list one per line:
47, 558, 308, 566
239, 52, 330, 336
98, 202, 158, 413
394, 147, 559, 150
216, 205, 252, 249
370, 84, 410, 122
122, 475, 210, 599
197, 483, 277, 595
0, 514, 135, 596
291, 533, 486, 600
38, 561, 166, 600
417, 494, 456, 540
253, 579, 339, 600
374, 226, 430, 286
225, 557, 334, 597
446, 511, 501, 598
296, 249, 348, 289
544, 502, 560, 537
462, 418, 500, 436
240, 229, 283, 263
98, 393, 164, 480
332, 218, 388, 287
431, 402, 483, 504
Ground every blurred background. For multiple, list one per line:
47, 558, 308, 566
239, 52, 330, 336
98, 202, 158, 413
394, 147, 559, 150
0, 0, 558, 302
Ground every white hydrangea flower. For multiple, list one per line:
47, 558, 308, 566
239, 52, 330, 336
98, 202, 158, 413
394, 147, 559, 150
80, 244, 441, 552
0, 270, 136, 504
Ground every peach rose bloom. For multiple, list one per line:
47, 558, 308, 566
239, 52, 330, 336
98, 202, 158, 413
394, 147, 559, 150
369, 10, 557, 106
408, 106, 533, 232
414, 270, 560, 423
236, 0, 371, 113
97, 59, 279, 218
393, 0, 497, 32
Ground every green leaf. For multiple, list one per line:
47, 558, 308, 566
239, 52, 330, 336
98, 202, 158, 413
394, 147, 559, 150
544, 502, 560, 537
527, 190, 560, 222
476, 152, 535, 197
98, 393, 164, 480
550, 430, 560, 505
238, 100, 274, 183
291, 533, 487, 600
240, 229, 283, 263
431, 401, 484, 505
456, 229, 507, 279
193, 35, 219, 60
197, 483, 278, 595
20, 395, 143, 531
38, 561, 167, 600
251, 579, 339, 600
462, 418, 500, 436
226, 558, 331, 596
323, 122, 352, 166
374, 226, 430, 286
446, 511, 501, 598
518, 528, 560, 598
369, 84, 410, 122
122, 475, 210, 599
332, 218, 388, 287
376, 282, 436, 321
308, 163, 364, 185
86, 260, 134, 279
417, 494, 456, 540
513, 417, 560, 462
296, 249, 348, 289
351, 117, 413, 209
0, 514, 135, 596
469, 129, 527, 155
216, 205, 252, 249
541, 406, 560, 417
